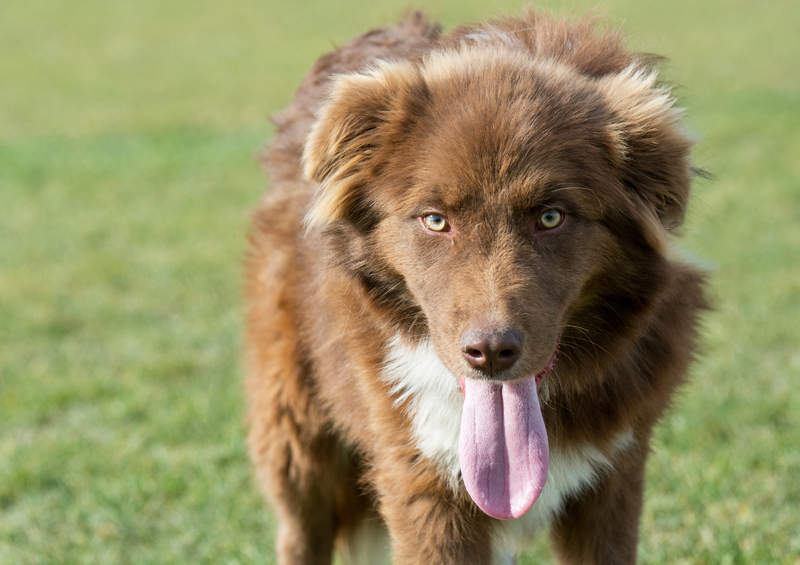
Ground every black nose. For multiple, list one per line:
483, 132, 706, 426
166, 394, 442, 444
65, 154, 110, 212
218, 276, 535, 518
461, 327, 522, 375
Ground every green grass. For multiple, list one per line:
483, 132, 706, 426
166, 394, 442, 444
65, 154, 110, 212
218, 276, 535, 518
1, 0, 798, 563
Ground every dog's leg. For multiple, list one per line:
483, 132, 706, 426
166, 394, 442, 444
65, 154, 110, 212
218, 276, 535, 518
337, 513, 391, 565
246, 325, 353, 563
370, 462, 494, 565
246, 239, 360, 564
382, 496, 491, 564
248, 391, 344, 565
548, 439, 648, 565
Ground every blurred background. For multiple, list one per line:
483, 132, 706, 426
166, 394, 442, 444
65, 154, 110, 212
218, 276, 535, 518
1, 0, 798, 563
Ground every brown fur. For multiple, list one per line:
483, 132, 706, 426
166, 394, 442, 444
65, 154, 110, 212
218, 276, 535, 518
246, 10, 707, 564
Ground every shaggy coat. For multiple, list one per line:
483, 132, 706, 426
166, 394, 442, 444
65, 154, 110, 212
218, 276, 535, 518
246, 11, 707, 564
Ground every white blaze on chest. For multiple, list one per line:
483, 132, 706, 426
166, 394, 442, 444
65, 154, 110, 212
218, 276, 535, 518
381, 336, 464, 489
380, 336, 636, 545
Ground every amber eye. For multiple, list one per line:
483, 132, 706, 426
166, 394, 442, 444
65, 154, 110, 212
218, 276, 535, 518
422, 213, 449, 232
538, 209, 564, 230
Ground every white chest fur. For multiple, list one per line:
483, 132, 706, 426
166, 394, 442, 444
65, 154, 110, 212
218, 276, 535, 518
380, 336, 635, 560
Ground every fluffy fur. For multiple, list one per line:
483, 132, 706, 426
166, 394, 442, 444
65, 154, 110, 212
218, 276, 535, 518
246, 10, 707, 564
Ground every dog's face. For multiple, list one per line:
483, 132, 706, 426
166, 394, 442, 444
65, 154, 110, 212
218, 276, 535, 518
304, 47, 692, 386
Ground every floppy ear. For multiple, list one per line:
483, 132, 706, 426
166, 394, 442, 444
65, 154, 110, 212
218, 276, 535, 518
303, 61, 423, 229
597, 66, 694, 231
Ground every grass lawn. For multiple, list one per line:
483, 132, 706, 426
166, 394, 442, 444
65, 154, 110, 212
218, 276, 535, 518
1, 0, 798, 563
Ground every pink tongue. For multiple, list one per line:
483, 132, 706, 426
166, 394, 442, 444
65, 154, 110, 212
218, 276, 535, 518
459, 377, 549, 520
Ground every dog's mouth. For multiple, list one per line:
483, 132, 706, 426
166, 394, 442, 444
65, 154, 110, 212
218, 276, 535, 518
457, 348, 557, 520
456, 347, 558, 393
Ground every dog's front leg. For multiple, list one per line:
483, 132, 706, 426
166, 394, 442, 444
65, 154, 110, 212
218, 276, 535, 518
372, 461, 494, 564
549, 439, 649, 565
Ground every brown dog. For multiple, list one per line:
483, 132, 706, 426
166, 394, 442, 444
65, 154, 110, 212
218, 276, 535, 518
246, 10, 706, 564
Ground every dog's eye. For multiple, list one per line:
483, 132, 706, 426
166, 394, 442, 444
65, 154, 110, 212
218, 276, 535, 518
538, 209, 564, 230
422, 213, 449, 232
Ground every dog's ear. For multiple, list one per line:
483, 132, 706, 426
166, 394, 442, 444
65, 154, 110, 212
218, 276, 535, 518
303, 61, 423, 229
597, 66, 694, 231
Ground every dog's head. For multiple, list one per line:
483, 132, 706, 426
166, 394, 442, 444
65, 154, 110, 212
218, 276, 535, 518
303, 46, 692, 388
